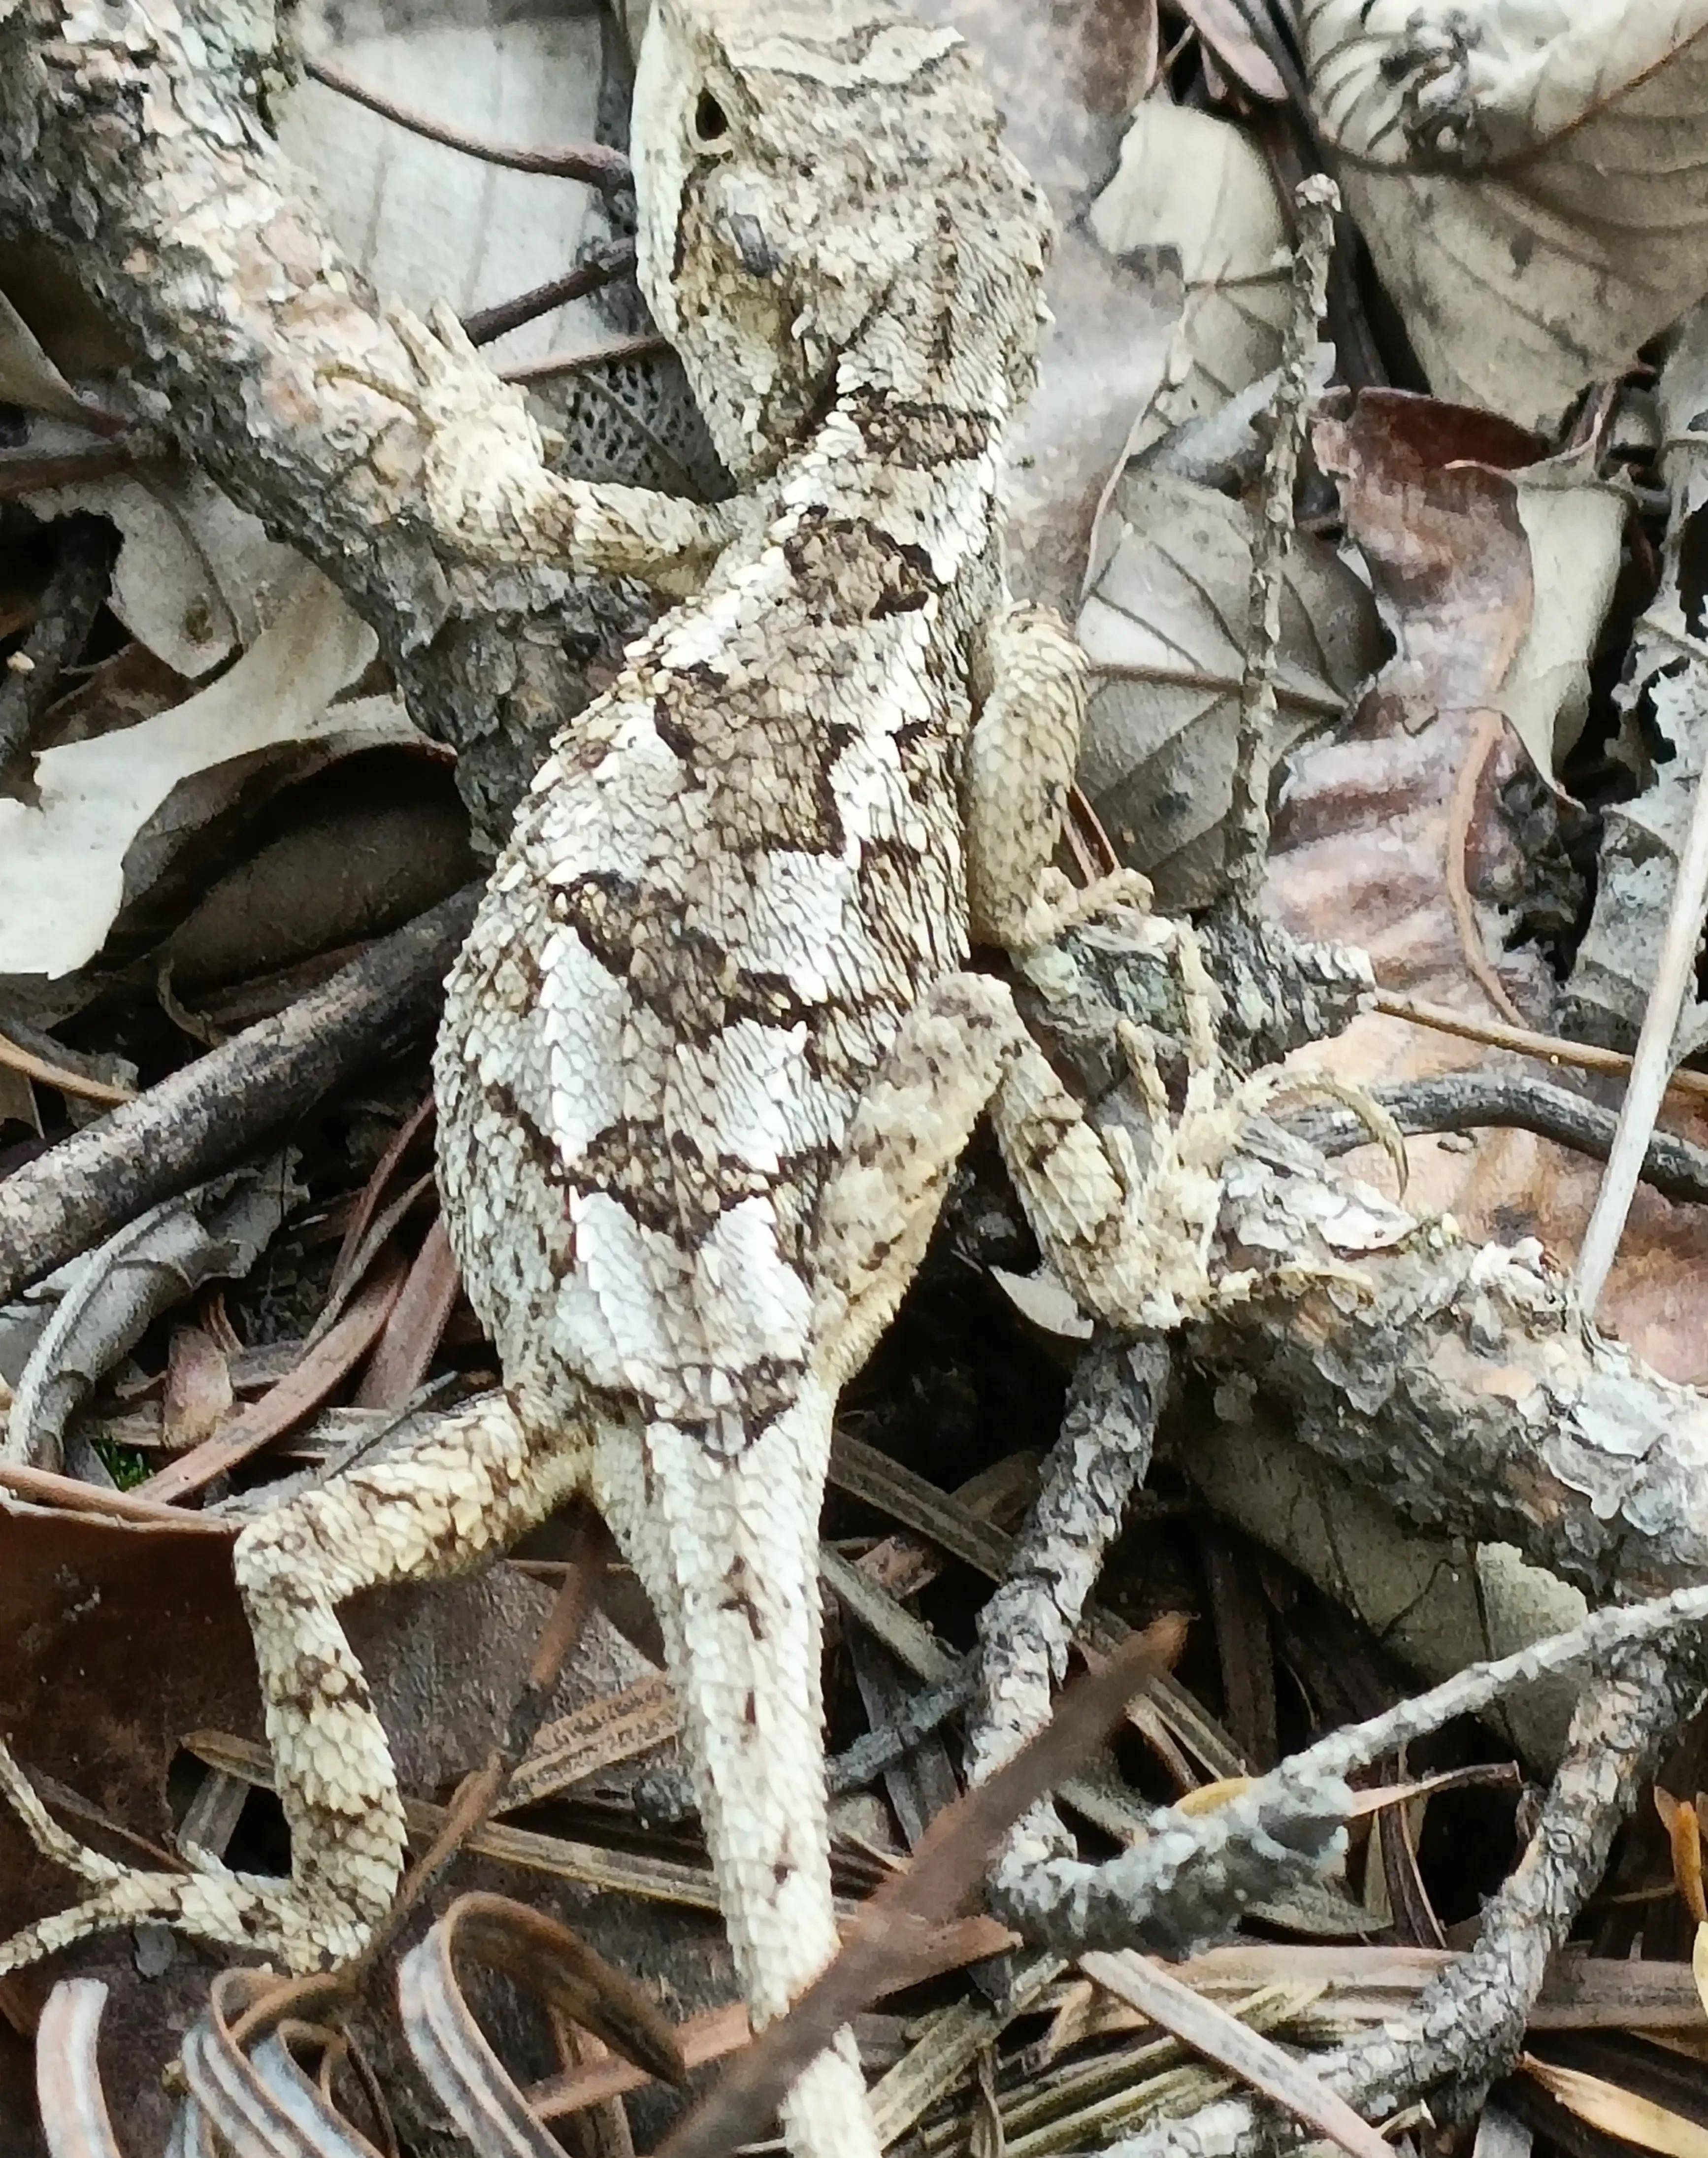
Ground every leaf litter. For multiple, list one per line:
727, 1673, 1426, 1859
7, 2, 1708, 2157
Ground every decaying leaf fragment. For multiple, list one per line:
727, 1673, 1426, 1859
1272, 389, 1618, 1017
1303, 0, 1708, 430
1087, 100, 1291, 463
1314, 390, 1625, 782
1566, 303, 1708, 1050
1077, 468, 1381, 908
0, 568, 417, 979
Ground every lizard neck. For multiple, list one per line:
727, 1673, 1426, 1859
835, 230, 1038, 441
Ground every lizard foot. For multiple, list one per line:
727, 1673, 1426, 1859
0, 1737, 365, 1975
316, 301, 553, 563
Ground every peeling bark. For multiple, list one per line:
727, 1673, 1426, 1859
1196, 1127, 1708, 1603
0, 0, 648, 838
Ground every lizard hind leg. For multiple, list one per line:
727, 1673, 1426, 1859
0, 1392, 587, 1978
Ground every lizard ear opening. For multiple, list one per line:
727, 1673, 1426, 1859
692, 89, 730, 149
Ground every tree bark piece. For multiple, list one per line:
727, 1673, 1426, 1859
0, 1, 647, 835
1192, 1125, 1708, 1603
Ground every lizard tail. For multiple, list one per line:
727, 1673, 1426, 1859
591, 1389, 884, 2158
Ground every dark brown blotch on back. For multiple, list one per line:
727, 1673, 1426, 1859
844, 386, 995, 469
783, 512, 939, 624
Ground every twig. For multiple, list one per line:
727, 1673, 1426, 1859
996, 1573, 1708, 1975
0, 884, 481, 1305
301, 55, 630, 186
1445, 711, 1526, 1026
1577, 745, 1708, 1315
0, 1459, 236, 1529
500, 333, 672, 386
1224, 175, 1339, 909
827, 1659, 976, 1798
968, 1335, 1170, 1867
461, 246, 636, 347
0, 439, 147, 498
1097, 1646, 1705, 2158
993, 1760, 1355, 1960
1292, 1070, 1708, 1205
0, 1030, 131, 1105
0, 513, 119, 796
139, 1248, 407, 1502
1373, 993, 1708, 1105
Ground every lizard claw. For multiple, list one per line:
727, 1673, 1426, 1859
314, 301, 551, 561
0, 1738, 363, 1975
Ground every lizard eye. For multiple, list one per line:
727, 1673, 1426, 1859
692, 89, 730, 148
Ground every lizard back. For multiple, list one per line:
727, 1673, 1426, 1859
438, 401, 998, 1453
439, 0, 1053, 1454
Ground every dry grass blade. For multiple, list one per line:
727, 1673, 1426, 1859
1520, 2055, 1708, 2158
0, 1461, 237, 1531
139, 1249, 408, 1503
526, 1921, 1018, 2124
501, 1671, 679, 1812
653, 1619, 1182, 2158
0, 1032, 131, 1105
398, 1892, 685, 2156
1373, 995, 1708, 1103
1576, 762, 1708, 1317
179, 1967, 384, 2157
1079, 1952, 1392, 2158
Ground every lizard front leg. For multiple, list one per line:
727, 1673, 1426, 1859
963, 602, 1151, 955
339, 305, 753, 598
0, 1394, 587, 1976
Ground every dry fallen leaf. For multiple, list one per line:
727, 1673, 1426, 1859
25, 443, 311, 679
1304, 0, 1708, 429
1171, 0, 1288, 103
1261, 388, 1708, 1382
1183, 1419, 1586, 1770
1313, 390, 1624, 784
277, 8, 610, 375
1087, 99, 1290, 463
1277, 388, 1612, 1023
0, 568, 418, 978
920, 0, 1175, 610
1077, 467, 1381, 908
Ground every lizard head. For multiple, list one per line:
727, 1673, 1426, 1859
630, 0, 1051, 482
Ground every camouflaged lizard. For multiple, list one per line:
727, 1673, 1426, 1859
0, 6, 1285, 2152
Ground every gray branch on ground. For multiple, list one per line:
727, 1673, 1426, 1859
0, 0, 649, 837
1294, 1070, 1708, 1206
1194, 1122, 1708, 1601
991, 1760, 1354, 1960
0, 887, 480, 1305
966, 1333, 1169, 1898
994, 1565, 1708, 1969
1098, 1645, 1706, 2158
